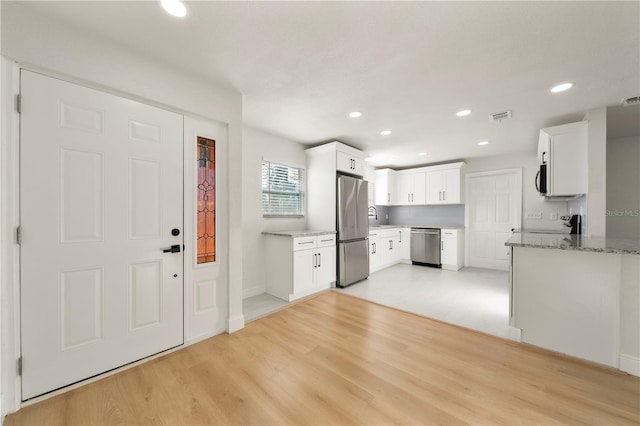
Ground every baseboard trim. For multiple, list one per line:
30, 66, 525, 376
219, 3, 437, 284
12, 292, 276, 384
243, 285, 266, 300
226, 314, 245, 333
619, 354, 640, 377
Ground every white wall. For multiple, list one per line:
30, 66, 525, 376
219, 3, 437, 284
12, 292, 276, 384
606, 136, 640, 239
465, 152, 568, 231
584, 107, 607, 237
242, 127, 307, 298
1, 3, 244, 416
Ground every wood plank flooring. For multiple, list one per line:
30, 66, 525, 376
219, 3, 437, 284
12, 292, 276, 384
5, 291, 640, 425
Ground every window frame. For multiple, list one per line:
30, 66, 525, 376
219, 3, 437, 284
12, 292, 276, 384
261, 159, 306, 218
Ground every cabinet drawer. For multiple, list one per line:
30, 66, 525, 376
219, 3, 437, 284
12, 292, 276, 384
317, 234, 336, 248
441, 229, 458, 238
380, 228, 400, 238
293, 236, 317, 251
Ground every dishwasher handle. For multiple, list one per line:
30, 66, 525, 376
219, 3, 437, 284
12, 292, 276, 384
411, 229, 440, 235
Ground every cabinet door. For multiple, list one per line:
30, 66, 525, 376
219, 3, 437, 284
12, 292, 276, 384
369, 235, 380, 273
387, 236, 400, 264
398, 229, 411, 260
336, 151, 363, 176
351, 156, 364, 177
412, 172, 427, 204
441, 237, 457, 266
442, 168, 461, 203
293, 249, 317, 293
396, 174, 412, 205
427, 170, 443, 204
316, 246, 336, 287
375, 170, 396, 206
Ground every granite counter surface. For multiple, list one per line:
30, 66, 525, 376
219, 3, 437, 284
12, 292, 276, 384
262, 230, 336, 237
369, 225, 464, 230
505, 233, 640, 255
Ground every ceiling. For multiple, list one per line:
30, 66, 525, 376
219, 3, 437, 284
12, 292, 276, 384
8, 1, 640, 168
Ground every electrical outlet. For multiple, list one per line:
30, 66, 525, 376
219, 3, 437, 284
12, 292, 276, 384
385, 213, 389, 219
526, 212, 542, 220
550, 212, 559, 220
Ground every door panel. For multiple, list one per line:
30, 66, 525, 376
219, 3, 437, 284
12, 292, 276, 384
20, 71, 184, 400
468, 171, 520, 270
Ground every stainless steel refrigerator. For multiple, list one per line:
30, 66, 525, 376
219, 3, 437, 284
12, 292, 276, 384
337, 174, 369, 287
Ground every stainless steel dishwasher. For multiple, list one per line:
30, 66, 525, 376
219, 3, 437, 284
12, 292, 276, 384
410, 228, 441, 267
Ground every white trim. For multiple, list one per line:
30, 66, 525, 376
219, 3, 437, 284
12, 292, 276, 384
464, 168, 522, 267
226, 314, 245, 333
243, 285, 266, 300
619, 354, 640, 377
1, 58, 22, 418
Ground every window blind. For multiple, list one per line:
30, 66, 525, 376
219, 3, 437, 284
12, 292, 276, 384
261, 161, 305, 216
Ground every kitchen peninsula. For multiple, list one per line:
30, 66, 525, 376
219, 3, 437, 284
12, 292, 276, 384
506, 233, 640, 376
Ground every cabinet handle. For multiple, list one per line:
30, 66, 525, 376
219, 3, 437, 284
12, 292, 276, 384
313, 253, 317, 268
299, 241, 314, 245
412, 193, 414, 202
441, 241, 443, 251
407, 194, 410, 202
318, 253, 321, 267
373, 242, 376, 254
399, 231, 402, 243
390, 240, 393, 250
387, 193, 390, 203
443, 191, 446, 201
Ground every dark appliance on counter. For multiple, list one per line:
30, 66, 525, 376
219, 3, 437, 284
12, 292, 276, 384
336, 174, 369, 287
561, 214, 582, 235
410, 227, 441, 267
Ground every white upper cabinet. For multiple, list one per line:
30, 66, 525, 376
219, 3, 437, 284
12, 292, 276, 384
538, 121, 588, 197
336, 149, 364, 176
375, 169, 397, 205
396, 170, 426, 205
426, 162, 464, 204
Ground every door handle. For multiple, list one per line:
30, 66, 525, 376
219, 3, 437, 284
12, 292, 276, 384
162, 244, 181, 253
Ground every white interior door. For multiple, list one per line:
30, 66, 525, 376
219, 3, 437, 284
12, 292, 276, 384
20, 71, 184, 400
467, 170, 521, 271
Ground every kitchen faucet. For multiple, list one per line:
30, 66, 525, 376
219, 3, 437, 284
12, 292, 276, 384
368, 206, 377, 220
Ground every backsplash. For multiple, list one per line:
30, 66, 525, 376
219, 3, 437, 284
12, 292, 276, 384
370, 205, 465, 227
368, 205, 390, 225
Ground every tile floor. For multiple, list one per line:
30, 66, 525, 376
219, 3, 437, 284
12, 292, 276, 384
243, 264, 520, 341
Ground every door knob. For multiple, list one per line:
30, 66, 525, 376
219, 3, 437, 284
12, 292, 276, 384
162, 244, 181, 253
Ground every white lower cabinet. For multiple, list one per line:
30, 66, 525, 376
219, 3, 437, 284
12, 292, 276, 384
398, 228, 411, 261
369, 232, 382, 273
441, 229, 464, 271
379, 229, 400, 267
266, 234, 336, 302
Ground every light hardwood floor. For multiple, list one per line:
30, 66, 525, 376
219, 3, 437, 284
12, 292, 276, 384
5, 291, 640, 425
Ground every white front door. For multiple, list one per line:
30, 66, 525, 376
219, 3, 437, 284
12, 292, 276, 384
467, 170, 522, 271
20, 71, 184, 400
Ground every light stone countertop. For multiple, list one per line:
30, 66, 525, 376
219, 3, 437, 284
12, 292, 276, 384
505, 233, 640, 255
369, 225, 464, 230
262, 230, 337, 237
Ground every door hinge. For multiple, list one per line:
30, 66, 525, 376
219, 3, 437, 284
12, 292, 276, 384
17, 357, 22, 376
16, 94, 21, 114
16, 226, 21, 245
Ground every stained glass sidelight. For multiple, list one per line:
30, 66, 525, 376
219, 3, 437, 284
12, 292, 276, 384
197, 137, 215, 264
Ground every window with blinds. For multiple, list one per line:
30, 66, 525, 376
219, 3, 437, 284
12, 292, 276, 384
261, 161, 305, 217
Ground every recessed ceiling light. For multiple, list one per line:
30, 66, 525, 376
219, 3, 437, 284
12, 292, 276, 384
161, 0, 187, 17
418, 152, 427, 156
477, 141, 489, 146
456, 109, 472, 117
348, 111, 362, 118
550, 82, 573, 93
380, 130, 391, 136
